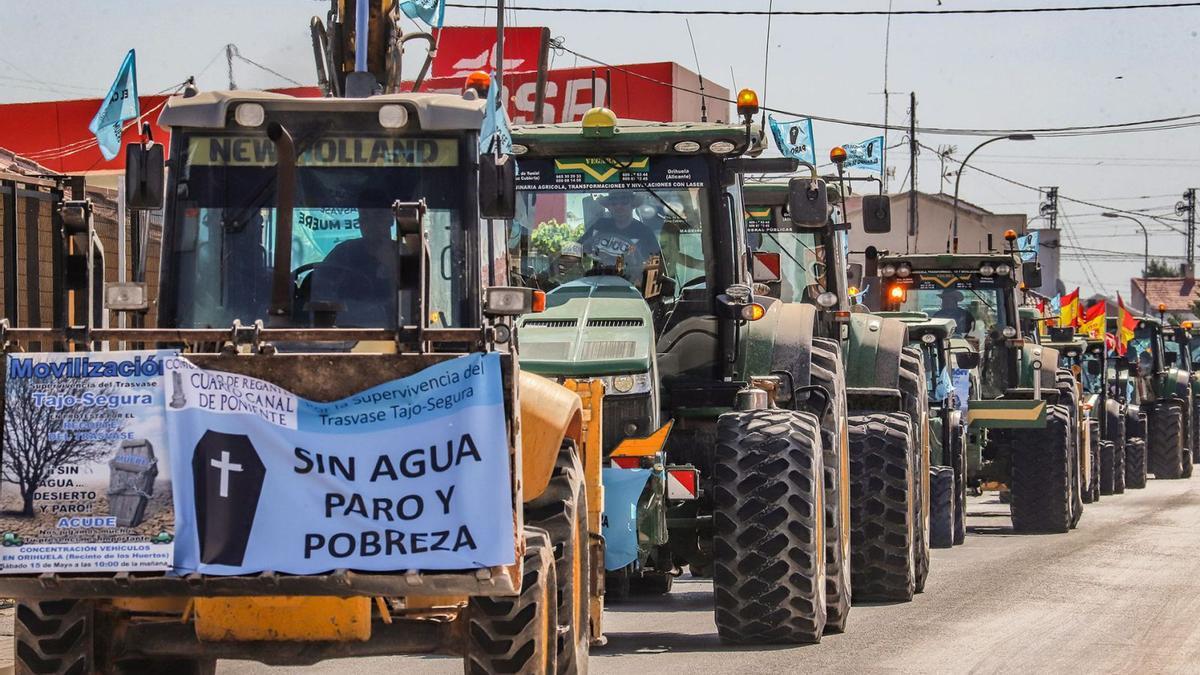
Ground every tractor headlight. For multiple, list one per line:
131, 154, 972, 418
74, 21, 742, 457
1002, 326, 1018, 338
880, 263, 897, 278
995, 263, 1012, 276
603, 373, 652, 395
897, 263, 912, 278
979, 264, 996, 276
921, 333, 937, 344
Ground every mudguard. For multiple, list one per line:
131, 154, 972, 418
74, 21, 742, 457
518, 371, 584, 502
844, 313, 908, 392
737, 300, 818, 389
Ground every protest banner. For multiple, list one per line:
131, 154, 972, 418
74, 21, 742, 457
0, 351, 176, 573
164, 352, 514, 575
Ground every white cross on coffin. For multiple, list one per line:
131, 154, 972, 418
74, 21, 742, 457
210, 450, 244, 499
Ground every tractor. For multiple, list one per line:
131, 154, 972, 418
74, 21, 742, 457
1040, 327, 1101, 507
508, 99, 867, 643
1126, 316, 1194, 481
1162, 323, 1197, 478
871, 241, 1085, 533
741, 179, 933, 602
0, 2, 606, 672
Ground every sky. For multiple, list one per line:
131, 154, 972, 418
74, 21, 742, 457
2, 0, 1199, 298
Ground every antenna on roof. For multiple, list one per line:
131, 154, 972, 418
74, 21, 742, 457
685, 20, 707, 123
760, 0, 774, 129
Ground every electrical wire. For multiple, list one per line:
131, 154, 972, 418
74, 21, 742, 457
232, 50, 305, 87
553, 43, 1200, 138
449, 1, 1200, 16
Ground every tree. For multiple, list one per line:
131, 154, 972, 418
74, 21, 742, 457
2, 378, 120, 517
1143, 258, 1180, 278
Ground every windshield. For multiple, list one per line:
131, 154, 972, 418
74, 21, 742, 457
511, 156, 711, 298
1190, 337, 1200, 366
163, 119, 475, 329
744, 206, 828, 303
896, 277, 1007, 343
1130, 324, 1159, 371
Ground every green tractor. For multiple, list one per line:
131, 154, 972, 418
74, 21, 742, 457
1084, 334, 1128, 495
1162, 323, 1197, 478
1126, 317, 1194, 480
871, 247, 1084, 533
871, 313, 967, 548
1040, 327, 1101, 506
509, 104, 857, 643
741, 179, 933, 602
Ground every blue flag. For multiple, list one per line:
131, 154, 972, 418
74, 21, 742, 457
842, 135, 885, 173
479, 73, 512, 155
1049, 293, 1061, 316
768, 115, 816, 165
399, 0, 445, 28
89, 49, 140, 162
1016, 230, 1039, 262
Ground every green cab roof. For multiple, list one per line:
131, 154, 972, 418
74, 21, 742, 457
876, 251, 1021, 271
512, 115, 764, 157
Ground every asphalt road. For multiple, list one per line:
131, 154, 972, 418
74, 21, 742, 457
220, 476, 1200, 674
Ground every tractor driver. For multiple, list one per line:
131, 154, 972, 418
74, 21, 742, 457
579, 191, 662, 287
934, 289, 976, 336
309, 206, 402, 326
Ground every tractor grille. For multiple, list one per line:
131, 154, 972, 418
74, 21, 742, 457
522, 342, 572, 359
587, 318, 644, 327
523, 319, 577, 328
581, 341, 637, 360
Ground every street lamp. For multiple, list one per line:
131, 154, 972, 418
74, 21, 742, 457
1102, 211, 1150, 312
950, 134, 1036, 252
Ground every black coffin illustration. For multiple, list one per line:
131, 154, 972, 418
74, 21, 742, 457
191, 430, 266, 566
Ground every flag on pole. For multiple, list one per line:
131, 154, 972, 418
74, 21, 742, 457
1117, 293, 1137, 356
479, 72, 512, 155
768, 115, 816, 165
89, 49, 139, 161
1016, 231, 1039, 262
1080, 301, 1106, 339
841, 136, 885, 173
399, 0, 446, 28
1060, 288, 1081, 328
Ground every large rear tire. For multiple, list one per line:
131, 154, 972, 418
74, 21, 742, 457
15, 599, 95, 675
810, 338, 851, 634
1109, 408, 1127, 494
465, 529, 559, 675
1126, 437, 1148, 489
526, 443, 591, 673
712, 409, 827, 644
951, 423, 968, 545
929, 466, 955, 549
849, 412, 916, 602
1099, 440, 1116, 496
1010, 404, 1073, 534
1148, 402, 1184, 479
899, 350, 930, 594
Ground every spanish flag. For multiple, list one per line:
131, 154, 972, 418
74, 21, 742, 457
1079, 301, 1106, 339
1117, 293, 1137, 356
1060, 288, 1081, 328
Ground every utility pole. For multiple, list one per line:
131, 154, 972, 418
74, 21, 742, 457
1177, 188, 1196, 278
908, 92, 918, 251
1040, 187, 1058, 230
226, 44, 238, 90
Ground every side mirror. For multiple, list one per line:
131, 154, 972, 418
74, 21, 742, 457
787, 177, 828, 227
1022, 260, 1042, 288
861, 194, 892, 233
847, 262, 864, 290
124, 142, 165, 211
954, 351, 981, 369
479, 154, 516, 219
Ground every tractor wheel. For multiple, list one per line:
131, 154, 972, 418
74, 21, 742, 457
15, 599, 97, 675
1148, 402, 1185, 479
526, 442, 591, 674
1111, 410, 1127, 494
712, 409, 827, 644
465, 528, 559, 675
849, 412, 916, 603
1009, 404, 1073, 534
810, 337, 850, 633
1183, 448, 1194, 479
1068, 423, 1084, 529
899, 349, 930, 594
951, 423, 968, 545
1126, 437, 1148, 489
930, 466, 956, 549
1082, 422, 1100, 504
1099, 440, 1116, 496
1056, 370, 1077, 412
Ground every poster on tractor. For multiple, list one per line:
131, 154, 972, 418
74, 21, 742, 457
163, 352, 514, 575
0, 351, 177, 573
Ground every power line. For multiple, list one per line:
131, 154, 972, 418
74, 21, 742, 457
552, 43, 1200, 138
452, 1, 1200, 16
